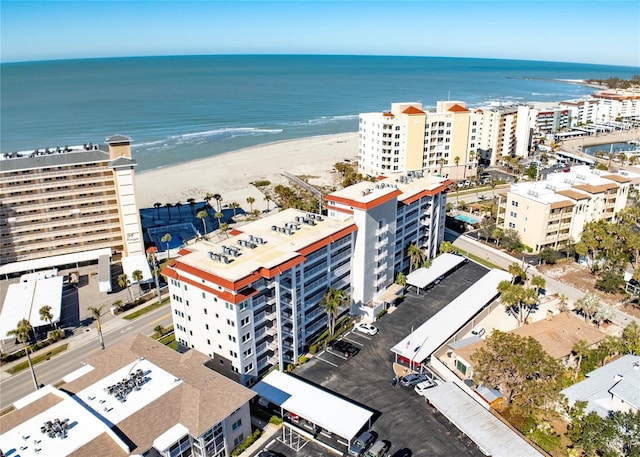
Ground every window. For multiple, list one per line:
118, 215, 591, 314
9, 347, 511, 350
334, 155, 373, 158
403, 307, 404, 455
243, 348, 253, 358
508, 222, 516, 228
510, 211, 517, 218
511, 201, 519, 207
241, 333, 251, 343
233, 434, 244, 447
241, 316, 250, 327
232, 419, 242, 431
245, 363, 253, 373
228, 335, 236, 342
456, 359, 467, 375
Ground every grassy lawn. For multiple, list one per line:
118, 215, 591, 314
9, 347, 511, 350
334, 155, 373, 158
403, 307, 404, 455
453, 246, 501, 270
122, 297, 169, 320
5, 344, 69, 375
158, 332, 177, 350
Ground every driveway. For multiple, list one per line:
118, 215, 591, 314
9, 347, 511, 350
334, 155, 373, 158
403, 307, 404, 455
289, 260, 489, 457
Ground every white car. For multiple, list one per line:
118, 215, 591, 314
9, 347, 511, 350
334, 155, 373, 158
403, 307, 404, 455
414, 379, 441, 396
354, 323, 379, 335
471, 327, 486, 337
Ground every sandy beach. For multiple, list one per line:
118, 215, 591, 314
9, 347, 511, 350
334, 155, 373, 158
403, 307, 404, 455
134, 132, 358, 208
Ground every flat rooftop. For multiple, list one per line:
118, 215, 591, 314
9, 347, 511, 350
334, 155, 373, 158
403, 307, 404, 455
173, 208, 356, 285
326, 171, 449, 207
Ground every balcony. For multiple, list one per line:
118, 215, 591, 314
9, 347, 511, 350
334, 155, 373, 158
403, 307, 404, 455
375, 251, 388, 262
375, 225, 389, 237
374, 239, 388, 250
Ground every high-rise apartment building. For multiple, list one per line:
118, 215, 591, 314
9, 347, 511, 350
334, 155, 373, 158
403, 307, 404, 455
499, 165, 632, 252
163, 172, 449, 385
0, 135, 144, 275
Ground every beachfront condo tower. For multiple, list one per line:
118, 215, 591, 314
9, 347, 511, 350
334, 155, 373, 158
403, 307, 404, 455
0, 135, 145, 276
162, 172, 449, 385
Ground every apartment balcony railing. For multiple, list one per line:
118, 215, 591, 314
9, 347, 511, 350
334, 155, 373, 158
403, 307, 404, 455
2, 175, 114, 194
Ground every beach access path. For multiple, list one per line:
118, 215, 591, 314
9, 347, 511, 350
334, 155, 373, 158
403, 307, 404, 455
134, 132, 359, 208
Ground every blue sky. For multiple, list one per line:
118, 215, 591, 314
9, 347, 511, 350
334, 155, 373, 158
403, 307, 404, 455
1, 1, 639, 66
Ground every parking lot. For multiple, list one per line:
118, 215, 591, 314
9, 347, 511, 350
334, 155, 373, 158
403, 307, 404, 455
259, 260, 489, 457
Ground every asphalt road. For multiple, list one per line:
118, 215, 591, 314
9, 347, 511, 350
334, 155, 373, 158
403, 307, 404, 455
0, 306, 173, 409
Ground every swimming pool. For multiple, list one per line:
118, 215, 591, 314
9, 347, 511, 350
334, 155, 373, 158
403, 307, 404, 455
454, 214, 480, 224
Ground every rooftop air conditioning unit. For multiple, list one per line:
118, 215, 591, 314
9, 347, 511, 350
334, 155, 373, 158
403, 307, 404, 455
285, 228, 292, 235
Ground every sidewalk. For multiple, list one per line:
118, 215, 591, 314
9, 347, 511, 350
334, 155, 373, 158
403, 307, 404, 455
243, 423, 282, 456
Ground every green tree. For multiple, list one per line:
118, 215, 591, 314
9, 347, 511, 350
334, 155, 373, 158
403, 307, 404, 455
7, 319, 39, 390
508, 262, 526, 284
153, 202, 162, 219
530, 275, 546, 296
264, 195, 272, 211
187, 197, 196, 215
175, 201, 183, 218
437, 157, 446, 175
575, 292, 600, 323
154, 325, 165, 337
538, 247, 557, 265
471, 330, 565, 416
213, 193, 223, 211
39, 305, 56, 329
161, 233, 172, 256
395, 272, 407, 286
571, 339, 591, 379
132, 269, 144, 296
214, 211, 224, 229
246, 196, 255, 212
118, 273, 133, 301
320, 288, 349, 336
406, 243, 425, 272
439, 241, 455, 254
197, 210, 208, 237
621, 321, 640, 355
229, 202, 240, 217
499, 228, 521, 252
219, 222, 230, 238
87, 305, 106, 350
479, 219, 496, 243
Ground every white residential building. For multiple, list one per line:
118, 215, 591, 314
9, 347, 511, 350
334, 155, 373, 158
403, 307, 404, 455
163, 172, 450, 384
0, 334, 255, 457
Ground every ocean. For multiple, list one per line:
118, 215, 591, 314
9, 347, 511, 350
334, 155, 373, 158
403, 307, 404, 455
2, 55, 638, 172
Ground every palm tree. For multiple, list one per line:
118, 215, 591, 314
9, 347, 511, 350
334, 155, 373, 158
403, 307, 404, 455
175, 201, 183, 219
229, 202, 240, 217
508, 262, 525, 284
246, 196, 255, 212
187, 197, 196, 215
117, 273, 133, 301
407, 243, 424, 272
454, 155, 461, 179
39, 305, 56, 329
437, 157, 445, 175
161, 233, 172, 257
213, 193, 223, 212
219, 222, 230, 238
154, 325, 166, 337
87, 305, 106, 350
197, 210, 208, 237
571, 339, 591, 379
7, 319, 39, 390
204, 193, 213, 209
214, 211, 224, 228
153, 202, 162, 219
165, 203, 173, 220
264, 195, 272, 211
530, 275, 546, 296
132, 269, 144, 296
320, 288, 348, 336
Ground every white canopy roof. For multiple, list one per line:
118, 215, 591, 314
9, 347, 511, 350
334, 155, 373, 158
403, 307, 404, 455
252, 370, 373, 441
422, 383, 543, 457
121, 255, 153, 282
0, 276, 64, 338
392, 269, 511, 364
406, 253, 465, 289
0, 247, 112, 276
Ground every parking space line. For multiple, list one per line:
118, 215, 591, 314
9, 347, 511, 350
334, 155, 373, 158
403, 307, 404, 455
348, 331, 372, 341
315, 353, 339, 367
326, 348, 348, 360
342, 337, 363, 346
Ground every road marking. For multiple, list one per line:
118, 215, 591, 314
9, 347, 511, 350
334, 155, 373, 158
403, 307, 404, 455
343, 337, 364, 346
350, 331, 372, 341
315, 354, 338, 367
325, 348, 348, 360
148, 313, 172, 327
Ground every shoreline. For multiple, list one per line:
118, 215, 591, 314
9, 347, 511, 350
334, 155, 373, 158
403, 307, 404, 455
134, 132, 359, 208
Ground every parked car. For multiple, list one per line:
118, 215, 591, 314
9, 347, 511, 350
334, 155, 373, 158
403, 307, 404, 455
355, 323, 379, 335
330, 340, 360, 357
471, 327, 486, 337
365, 440, 391, 457
349, 431, 376, 456
414, 379, 441, 396
400, 373, 428, 387
258, 450, 285, 457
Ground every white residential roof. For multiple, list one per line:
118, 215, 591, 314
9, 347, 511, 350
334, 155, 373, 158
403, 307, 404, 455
392, 269, 511, 364
0, 358, 182, 457
561, 354, 640, 418
422, 382, 543, 457
121, 255, 153, 282
0, 247, 112, 276
0, 276, 63, 338
252, 370, 373, 441
405, 253, 465, 289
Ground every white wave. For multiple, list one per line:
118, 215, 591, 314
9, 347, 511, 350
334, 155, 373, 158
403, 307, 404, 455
531, 92, 562, 96
180, 127, 283, 139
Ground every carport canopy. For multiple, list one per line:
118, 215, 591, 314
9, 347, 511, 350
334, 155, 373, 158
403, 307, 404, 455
392, 269, 511, 365
252, 370, 373, 441
406, 253, 465, 290
422, 383, 543, 457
